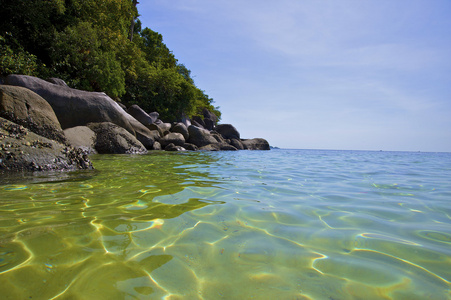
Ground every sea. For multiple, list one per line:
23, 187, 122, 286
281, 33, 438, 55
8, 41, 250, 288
0, 149, 450, 299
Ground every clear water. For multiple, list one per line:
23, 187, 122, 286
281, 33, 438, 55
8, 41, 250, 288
0, 149, 450, 299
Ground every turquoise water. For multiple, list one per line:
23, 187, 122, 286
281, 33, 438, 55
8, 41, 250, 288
0, 149, 450, 299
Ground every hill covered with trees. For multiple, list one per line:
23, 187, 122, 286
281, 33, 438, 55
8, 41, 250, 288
0, 0, 220, 122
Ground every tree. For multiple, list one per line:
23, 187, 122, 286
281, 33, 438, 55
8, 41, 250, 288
0, 0, 221, 122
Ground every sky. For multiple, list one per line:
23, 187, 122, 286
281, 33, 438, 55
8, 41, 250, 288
139, 0, 451, 152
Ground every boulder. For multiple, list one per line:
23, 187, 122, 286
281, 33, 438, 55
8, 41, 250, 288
203, 108, 218, 123
159, 132, 185, 148
220, 144, 238, 151
191, 116, 206, 128
199, 144, 220, 151
199, 143, 237, 151
187, 125, 218, 147
202, 108, 218, 131
127, 104, 154, 126
171, 122, 189, 140
64, 126, 97, 154
215, 124, 240, 140
147, 124, 163, 138
117, 102, 127, 111
46, 78, 68, 87
191, 119, 204, 129
180, 112, 191, 128
0, 85, 66, 143
183, 143, 198, 151
165, 143, 185, 152
0, 117, 93, 172
158, 122, 172, 135
152, 141, 162, 150
241, 138, 270, 150
87, 122, 147, 154
229, 138, 244, 150
148, 112, 159, 124
211, 132, 226, 144
5, 75, 155, 149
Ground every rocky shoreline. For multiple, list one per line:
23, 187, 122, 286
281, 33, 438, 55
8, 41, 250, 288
0, 75, 269, 172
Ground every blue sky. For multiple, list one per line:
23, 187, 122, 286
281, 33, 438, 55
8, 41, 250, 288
139, 0, 451, 152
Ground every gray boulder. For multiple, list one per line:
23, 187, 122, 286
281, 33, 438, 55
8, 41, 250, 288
46, 78, 68, 87
211, 132, 226, 144
192, 116, 206, 128
159, 132, 185, 148
159, 122, 172, 135
147, 124, 163, 138
241, 138, 270, 150
152, 141, 162, 150
64, 126, 97, 154
88, 122, 147, 154
199, 143, 237, 151
202, 108, 218, 130
0, 85, 66, 143
148, 112, 159, 124
180, 112, 191, 128
127, 104, 155, 126
215, 124, 240, 140
171, 122, 189, 140
117, 102, 127, 111
165, 143, 186, 151
229, 138, 244, 150
183, 143, 198, 151
199, 144, 220, 151
5, 75, 154, 149
187, 125, 218, 147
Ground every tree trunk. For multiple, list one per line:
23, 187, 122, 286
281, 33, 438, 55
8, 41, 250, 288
129, 0, 139, 41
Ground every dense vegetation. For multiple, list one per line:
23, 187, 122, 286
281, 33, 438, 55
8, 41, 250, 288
0, 0, 220, 122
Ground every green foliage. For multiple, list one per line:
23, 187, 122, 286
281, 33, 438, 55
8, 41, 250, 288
51, 22, 126, 98
0, 35, 38, 76
0, 0, 221, 122
137, 28, 178, 69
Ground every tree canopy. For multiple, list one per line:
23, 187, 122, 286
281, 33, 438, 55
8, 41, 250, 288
0, 0, 220, 122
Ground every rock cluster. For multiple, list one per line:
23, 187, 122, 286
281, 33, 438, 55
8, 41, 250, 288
1, 75, 269, 172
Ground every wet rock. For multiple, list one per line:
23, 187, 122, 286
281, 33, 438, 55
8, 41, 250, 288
183, 143, 198, 151
164, 143, 185, 151
200, 143, 237, 151
0, 117, 93, 172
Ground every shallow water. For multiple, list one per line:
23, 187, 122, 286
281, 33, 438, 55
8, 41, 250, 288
0, 149, 450, 299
